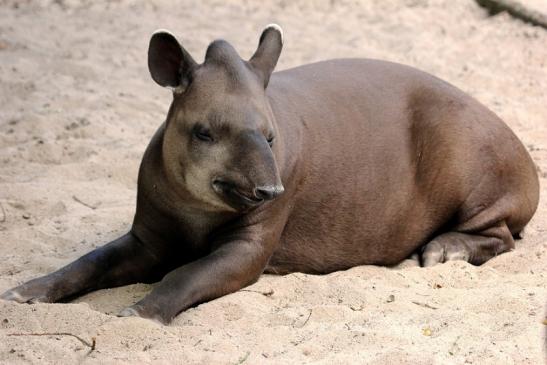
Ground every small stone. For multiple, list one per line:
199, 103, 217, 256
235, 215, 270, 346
22, 213, 31, 219
349, 304, 363, 311
386, 294, 395, 303
422, 327, 432, 336
542, 319, 547, 326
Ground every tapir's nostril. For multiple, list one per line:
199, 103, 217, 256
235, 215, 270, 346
254, 185, 285, 201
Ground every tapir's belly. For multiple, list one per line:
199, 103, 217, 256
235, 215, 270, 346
267, 167, 439, 274
264, 59, 537, 274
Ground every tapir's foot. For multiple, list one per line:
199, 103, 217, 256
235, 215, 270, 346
0, 279, 55, 304
420, 222, 514, 267
118, 307, 140, 317
117, 304, 168, 325
421, 238, 471, 267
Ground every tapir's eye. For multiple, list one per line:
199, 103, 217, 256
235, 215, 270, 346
267, 135, 274, 147
193, 125, 214, 142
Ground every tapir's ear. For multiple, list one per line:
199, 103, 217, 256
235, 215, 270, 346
249, 24, 283, 88
148, 30, 197, 92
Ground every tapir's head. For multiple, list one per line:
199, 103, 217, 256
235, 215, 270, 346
148, 25, 285, 212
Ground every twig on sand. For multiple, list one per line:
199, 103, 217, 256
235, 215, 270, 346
8, 332, 96, 356
476, 0, 547, 29
411, 301, 439, 310
72, 195, 99, 210
235, 351, 250, 364
294, 309, 313, 328
0, 203, 5, 223
239, 288, 274, 297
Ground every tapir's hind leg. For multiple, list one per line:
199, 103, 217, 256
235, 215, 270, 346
0, 232, 170, 304
421, 220, 515, 267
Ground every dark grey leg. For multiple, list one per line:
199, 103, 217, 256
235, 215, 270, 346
118, 239, 270, 324
0, 232, 169, 303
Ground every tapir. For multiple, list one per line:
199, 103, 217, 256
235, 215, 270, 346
1, 25, 539, 324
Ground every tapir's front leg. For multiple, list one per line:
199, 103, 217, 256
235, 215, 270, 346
118, 232, 275, 324
0, 232, 169, 304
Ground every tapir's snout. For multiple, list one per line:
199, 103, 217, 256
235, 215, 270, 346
254, 185, 284, 201
209, 129, 284, 210
212, 178, 284, 209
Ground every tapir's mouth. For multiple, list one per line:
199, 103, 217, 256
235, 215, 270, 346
212, 179, 265, 209
230, 189, 264, 205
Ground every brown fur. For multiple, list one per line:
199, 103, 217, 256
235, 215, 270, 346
1, 26, 539, 324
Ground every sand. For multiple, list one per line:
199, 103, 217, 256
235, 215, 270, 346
0, 0, 546, 364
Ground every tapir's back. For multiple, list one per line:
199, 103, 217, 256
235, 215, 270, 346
264, 59, 538, 274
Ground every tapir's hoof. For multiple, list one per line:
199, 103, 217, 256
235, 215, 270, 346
421, 239, 471, 267
118, 307, 140, 317
0, 289, 27, 302
118, 305, 167, 325
0, 287, 49, 304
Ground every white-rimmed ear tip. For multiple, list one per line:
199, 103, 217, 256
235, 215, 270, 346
264, 23, 283, 44
152, 28, 175, 37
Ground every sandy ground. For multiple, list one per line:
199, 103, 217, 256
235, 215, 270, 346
0, 0, 546, 364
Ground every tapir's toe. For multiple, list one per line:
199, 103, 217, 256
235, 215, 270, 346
421, 241, 446, 267
421, 238, 474, 267
118, 307, 140, 317
0, 287, 48, 304
118, 305, 167, 325
0, 289, 27, 303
